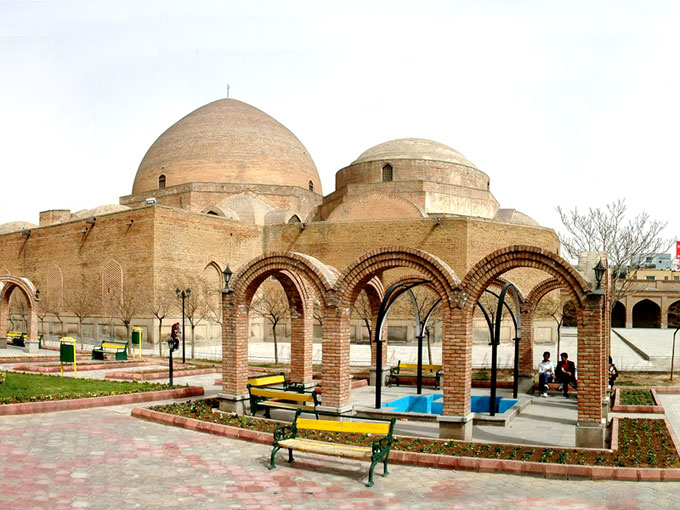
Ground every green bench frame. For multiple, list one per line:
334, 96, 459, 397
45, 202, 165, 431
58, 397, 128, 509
92, 341, 128, 361
269, 409, 396, 487
389, 360, 443, 390
247, 384, 319, 418
7, 332, 26, 347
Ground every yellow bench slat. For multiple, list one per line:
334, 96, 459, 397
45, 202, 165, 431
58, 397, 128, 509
296, 418, 391, 435
259, 402, 312, 410
100, 343, 126, 349
250, 388, 315, 402
278, 438, 372, 459
398, 363, 442, 371
248, 375, 286, 387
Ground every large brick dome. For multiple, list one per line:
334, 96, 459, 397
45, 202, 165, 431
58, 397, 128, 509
132, 98, 321, 194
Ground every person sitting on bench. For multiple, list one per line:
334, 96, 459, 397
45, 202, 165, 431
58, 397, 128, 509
537, 351, 554, 398
556, 352, 577, 398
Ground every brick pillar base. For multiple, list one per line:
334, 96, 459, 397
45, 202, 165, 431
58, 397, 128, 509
24, 340, 39, 353
317, 404, 353, 415
217, 393, 249, 415
575, 422, 606, 448
369, 366, 390, 386
437, 414, 473, 440
518, 373, 535, 394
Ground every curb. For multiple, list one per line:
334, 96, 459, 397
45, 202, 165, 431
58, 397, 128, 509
132, 407, 680, 481
0, 386, 204, 416
13, 361, 158, 373
612, 388, 666, 413
106, 368, 219, 381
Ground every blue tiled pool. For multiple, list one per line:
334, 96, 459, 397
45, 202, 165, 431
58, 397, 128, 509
383, 394, 517, 415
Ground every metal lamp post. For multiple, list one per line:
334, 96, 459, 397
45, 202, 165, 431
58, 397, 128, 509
175, 288, 190, 363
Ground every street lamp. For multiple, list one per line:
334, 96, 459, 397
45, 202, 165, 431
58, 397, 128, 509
222, 265, 233, 293
175, 288, 191, 363
593, 260, 606, 290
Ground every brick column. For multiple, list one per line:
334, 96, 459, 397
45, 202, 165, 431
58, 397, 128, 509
0, 292, 8, 338
576, 294, 605, 448
518, 306, 535, 393
289, 293, 314, 385
624, 296, 633, 328
320, 307, 352, 412
218, 291, 250, 414
438, 304, 473, 440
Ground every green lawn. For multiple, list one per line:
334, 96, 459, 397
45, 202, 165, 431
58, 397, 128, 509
0, 371, 175, 404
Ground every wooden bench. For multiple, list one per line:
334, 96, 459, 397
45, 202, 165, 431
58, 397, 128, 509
92, 341, 128, 361
248, 372, 306, 393
269, 409, 396, 487
6, 332, 26, 347
247, 385, 319, 418
389, 361, 443, 390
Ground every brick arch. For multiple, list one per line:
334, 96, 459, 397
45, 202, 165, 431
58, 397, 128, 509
47, 264, 64, 310
322, 248, 460, 409
222, 253, 339, 399
526, 278, 563, 311
461, 246, 589, 312
230, 252, 338, 309
0, 275, 39, 341
101, 259, 123, 314
335, 247, 460, 312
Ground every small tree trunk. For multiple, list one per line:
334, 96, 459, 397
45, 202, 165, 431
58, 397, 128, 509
556, 324, 562, 358
191, 325, 195, 359
158, 318, 164, 357
426, 328, 433, 365
272, 322, 279, 365
78, 318, 83, 350
125, 323, 131, 354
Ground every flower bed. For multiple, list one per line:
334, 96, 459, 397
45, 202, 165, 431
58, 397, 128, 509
151, 399, 680, 469
612, 388, 665, 414
620, 389, 655, 406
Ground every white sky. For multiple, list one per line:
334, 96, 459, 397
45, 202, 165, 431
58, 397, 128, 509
1, 0, 679, 255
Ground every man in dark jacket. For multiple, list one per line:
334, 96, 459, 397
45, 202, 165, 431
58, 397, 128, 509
556, 352, 577, 398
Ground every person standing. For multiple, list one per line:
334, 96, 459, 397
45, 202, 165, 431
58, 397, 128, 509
537, 351, 554, 397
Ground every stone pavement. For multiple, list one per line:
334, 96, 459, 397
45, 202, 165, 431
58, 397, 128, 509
2, 404, 680, 510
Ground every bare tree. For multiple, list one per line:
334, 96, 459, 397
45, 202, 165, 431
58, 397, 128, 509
65, 279, 95, 348
391, 286, 442, 365
351, 290, 373, 342
557, 199, 672, 310
250, 278, 289, 364
151, 290, 176, 356
116, 285, 141, 354
184, 280, 210, 359
535, 292, 574, 356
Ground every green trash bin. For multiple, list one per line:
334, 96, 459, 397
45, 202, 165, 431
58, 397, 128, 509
59, 337, 77, 377
131, 328, 142, 346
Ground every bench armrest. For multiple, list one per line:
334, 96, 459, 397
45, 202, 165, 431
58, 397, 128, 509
283, 381, 306, 393
273, 424, 296, 443
371, 436, 393, 457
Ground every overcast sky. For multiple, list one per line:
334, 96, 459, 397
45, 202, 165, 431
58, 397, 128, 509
1, 1, 679, 257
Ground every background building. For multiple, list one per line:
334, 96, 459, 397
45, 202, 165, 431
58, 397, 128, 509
0, 98, 561, 352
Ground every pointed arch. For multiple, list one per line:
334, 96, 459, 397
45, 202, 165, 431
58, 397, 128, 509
101, 259, 123, 314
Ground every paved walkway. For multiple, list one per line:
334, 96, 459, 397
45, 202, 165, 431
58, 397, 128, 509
2, 403, 680, 509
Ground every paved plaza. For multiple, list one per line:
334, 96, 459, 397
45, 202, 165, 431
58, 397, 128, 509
3, 332, 680, 509
3, 403, 680, 510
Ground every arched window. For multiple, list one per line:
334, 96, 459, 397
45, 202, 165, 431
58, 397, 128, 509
158, 174, 166, 189
382, 164, 393, 182
308, 180, 314, 192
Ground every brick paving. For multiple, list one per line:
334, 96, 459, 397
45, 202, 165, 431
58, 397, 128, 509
1, 404, 680, 509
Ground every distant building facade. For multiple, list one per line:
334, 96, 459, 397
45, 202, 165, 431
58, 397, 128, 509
0, 98, 561, 348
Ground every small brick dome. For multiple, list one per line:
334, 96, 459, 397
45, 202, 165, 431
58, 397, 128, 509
132, 99, 321, 195
337, 138, 490, 191
353, 138, 477, 168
